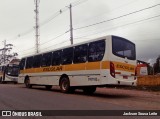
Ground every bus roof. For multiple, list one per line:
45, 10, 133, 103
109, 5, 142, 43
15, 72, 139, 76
21, 35, 133, 59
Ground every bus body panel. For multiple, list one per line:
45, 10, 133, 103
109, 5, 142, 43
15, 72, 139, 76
3, 75, 18, 82
18, 35, 136, 87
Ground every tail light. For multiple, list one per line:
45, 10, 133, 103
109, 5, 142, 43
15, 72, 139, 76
110, 62, 115, 78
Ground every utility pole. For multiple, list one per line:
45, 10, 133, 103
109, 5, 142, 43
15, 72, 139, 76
69, 4, 73, 45
34, 0, 40, 53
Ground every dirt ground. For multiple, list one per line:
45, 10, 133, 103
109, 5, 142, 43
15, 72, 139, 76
95, 86, 160, 110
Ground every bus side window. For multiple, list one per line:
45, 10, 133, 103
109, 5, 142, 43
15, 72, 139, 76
26, 57, 34, 69
88, 40, 105, 62
19, 58, 26, 70
74, 44, 88, 64
62, 47, 73, 65
52, 50, 62, 66
41, 52, 52, 67
33, 55, 42, 68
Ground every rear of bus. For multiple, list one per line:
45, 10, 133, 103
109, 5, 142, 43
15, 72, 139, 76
108, 35, 136, 86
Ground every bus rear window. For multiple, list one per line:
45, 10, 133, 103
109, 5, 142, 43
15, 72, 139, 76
112, 36, 136, 60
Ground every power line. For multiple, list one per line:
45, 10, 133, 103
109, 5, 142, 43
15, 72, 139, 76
20, 40, 69, 57
75, 14, 160, 39
40, 30, 69, 46
40, 7, 68, 27
19, 13, 160, 54
73, 0, 139, 26
18, 46, 35, 53
7, 0, 88, 42
74, 3, 160, 30
17, 30, 69, 53
72, 0, 89, 7
40, 40, 69, 52
18, 14, 160, 55
20, 51, 36, 57
17, 0, 88, 54
19, 15, 160, 57
74, 14, 160, 39
38, 0, 88, 27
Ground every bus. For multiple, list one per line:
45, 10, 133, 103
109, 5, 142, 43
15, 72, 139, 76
0, 63, 19, 84
18, 35, 136, 94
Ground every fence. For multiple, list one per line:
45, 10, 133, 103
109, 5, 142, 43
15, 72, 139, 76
137, 75, 160, 86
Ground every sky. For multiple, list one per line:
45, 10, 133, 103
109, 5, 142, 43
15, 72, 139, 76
0, 0, 160, 65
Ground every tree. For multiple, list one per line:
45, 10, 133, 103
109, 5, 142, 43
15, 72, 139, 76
0, 42, 18, 65
153, 55, 160, 74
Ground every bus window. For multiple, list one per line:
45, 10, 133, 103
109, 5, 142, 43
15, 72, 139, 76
33, 55, 42, 68
26, 57, 34, 69
112, 36, 136, 60
41, 52, 52, 67
19, 58, 26, 70
62, 47, 73, 65
52, 50, 62, 66
74, 44, 88, 64
6, 66, 19, 76
88, 40, 105, 62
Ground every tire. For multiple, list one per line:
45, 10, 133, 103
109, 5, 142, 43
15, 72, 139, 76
45, 85, 52, 90
24, 78, 32, 88
83, 86, 96, 94
60, 77, 71, 93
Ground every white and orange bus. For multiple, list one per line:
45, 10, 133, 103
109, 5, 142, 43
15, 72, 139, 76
18, 35, 136, 94
0, 63, 19, 84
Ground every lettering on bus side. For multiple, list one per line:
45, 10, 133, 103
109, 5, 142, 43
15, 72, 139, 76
116, 64, 135, 71
43, 66, 63, 72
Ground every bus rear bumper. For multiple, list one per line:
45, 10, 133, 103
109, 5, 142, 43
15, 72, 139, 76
107, 76, 137, 86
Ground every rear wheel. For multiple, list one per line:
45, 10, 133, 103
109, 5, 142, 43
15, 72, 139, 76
25, 78, 32, 88
83, 86, 96, 94
60, 77, 71, 93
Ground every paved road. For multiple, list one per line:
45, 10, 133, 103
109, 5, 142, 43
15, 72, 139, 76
0, 84, 160, 119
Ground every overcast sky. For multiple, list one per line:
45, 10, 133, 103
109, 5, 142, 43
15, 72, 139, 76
0, 0, 160, 64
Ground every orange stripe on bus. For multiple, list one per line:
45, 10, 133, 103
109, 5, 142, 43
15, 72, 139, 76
65, 63, 86, 71
20, 61, 136, 73
101, 61, 110, 69
86, 62, 101, 70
